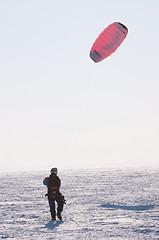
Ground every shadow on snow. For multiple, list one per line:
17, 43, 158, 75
100, 203, 155, 211
44, 220, 63, 230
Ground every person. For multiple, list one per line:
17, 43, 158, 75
43, 168, 66, 221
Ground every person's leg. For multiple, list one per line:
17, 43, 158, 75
48, 198, 56, 220
56, 198, 64, 220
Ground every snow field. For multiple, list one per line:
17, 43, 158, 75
0, 168, 159, 239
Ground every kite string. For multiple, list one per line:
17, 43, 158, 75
81, 68, 97, 113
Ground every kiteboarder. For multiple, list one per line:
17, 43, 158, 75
43, 168, 66, 221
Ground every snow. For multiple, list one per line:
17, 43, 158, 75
0, 168, 159, 239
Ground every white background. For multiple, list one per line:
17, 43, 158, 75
0, 0, 159, 171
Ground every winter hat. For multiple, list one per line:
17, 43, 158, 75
50, 167, 58, 174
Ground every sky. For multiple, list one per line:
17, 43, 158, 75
0, 0, 159, 171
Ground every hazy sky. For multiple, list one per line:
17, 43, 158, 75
1, 0, 159, 171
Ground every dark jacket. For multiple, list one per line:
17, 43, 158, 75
48, 173, 61, 199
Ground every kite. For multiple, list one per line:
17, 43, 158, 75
90, 22, 128, 63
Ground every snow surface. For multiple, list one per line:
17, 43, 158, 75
0, 168, 159, 239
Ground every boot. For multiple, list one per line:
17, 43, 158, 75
57, 212, 62, 221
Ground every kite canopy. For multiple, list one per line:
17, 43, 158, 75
90, 22, 128, 63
